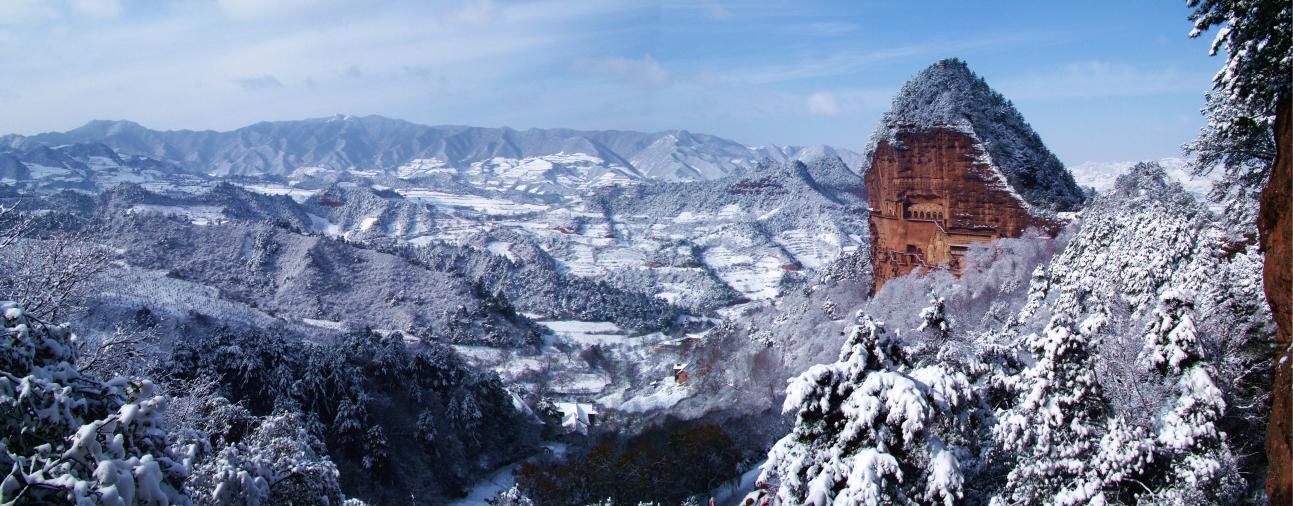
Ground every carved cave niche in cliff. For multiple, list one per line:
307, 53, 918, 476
907, 201, 945, 221
948, 244, 969, 270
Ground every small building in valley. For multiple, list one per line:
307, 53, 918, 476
555, 402, 599, 435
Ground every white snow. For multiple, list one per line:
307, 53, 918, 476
450, 443, 567, 505
618, 383, 690, 413
306, 213, 342, 236
398, 189, 549, 216
1068, 157, 1218, 199
485, 241, 517, 261
127, 205, 227, 226
540, 320, 628, 346
301, 318, 346, 331
236, 183, 319, 202
396, 158, 453, 178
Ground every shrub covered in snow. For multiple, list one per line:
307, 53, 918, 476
0, 301, 189, 504
185, 407, 344, 505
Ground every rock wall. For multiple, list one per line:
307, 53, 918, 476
1263, 97, 1292, 504
866, 127, 1054, 290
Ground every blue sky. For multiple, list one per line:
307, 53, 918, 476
0, 0, 1222, 163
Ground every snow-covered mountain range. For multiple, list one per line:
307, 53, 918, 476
1, 118, 870, 307
0, 116, 861, 183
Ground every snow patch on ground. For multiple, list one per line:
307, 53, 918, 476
618, 383, 690, 413
775, 228, 842, 270
306, 213, 342, 236
398, 189, 550, 216
128, 204, 227, 225
486, 241, 517, 261
540, 320, 628, 346
236, 183, 319, 202
301, 318, 346, 331
450, 443, 568, 505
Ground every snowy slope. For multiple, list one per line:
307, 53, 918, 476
1016, 161, 1263, 325
1068, 157, 1218, 199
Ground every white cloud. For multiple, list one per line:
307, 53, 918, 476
235, 75, 284, 90
996, 61, 1207, 100
581, 54, 671, 90
215, 0, 340, 20
0, 0, 60, 23
0, 0, 649, 135
720, 34, 1033, 85
806, 91, 839, 116
70, 0, 121, 18
441, 0, 499, 26
703, 1, 733, 20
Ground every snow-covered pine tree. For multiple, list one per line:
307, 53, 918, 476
1137, 290, 1243, 502
1188, 0, 1291, 140
918, 297, 950, 341
1185, 92, 1275, 234
1033, 290, 1245, 504
361, 425, 390, 472
997, 160, 1271, 500
993, 315, 1107, 505
760, 314, 973, 505
911, 296, 955, 362
1185, 0, 1291, 232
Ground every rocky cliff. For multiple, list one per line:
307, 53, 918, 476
864, 60, 1076, 289
867, 127, 1055, 287
1263, 96, 1291, 504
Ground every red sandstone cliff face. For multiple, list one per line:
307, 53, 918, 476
866, 127, 1053, 290
1263, 97, 1291, 504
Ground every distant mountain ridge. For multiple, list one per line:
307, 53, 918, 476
0, 115, 861, 181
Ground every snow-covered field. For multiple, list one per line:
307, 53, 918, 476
1068, 157, 1217, 198
128, 204, 227, 225
398, 189, 550, 215
237, 183, 320, 202
540, 320, 630, 346
617, 382, 691, 413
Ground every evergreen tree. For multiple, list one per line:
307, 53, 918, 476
1138, 290, 1242, 502
1188, 0, 1292, 123
993, 316, 1106, 505
761, 315, 973, 505
1185, 0, 1292, 228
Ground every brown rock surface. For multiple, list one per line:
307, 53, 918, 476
866, 127, 1055, 290
1264, 96, 1292, 504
